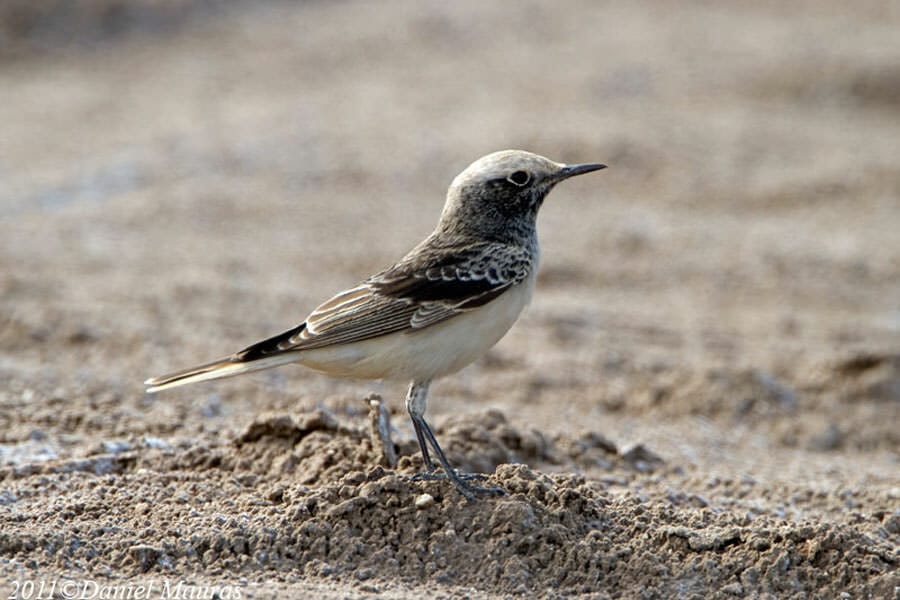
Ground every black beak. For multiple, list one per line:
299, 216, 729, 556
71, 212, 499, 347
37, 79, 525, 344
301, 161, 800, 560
559, 163, 607, 180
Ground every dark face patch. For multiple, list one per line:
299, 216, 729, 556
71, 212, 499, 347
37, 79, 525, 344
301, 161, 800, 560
480, 177, 547, 220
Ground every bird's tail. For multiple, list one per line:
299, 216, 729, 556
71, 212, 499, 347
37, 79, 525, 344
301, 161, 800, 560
144, 352, 301, 393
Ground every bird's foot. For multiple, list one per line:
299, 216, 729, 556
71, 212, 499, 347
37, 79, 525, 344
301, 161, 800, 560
411, 470, 489, 483
410, 469, 505, 500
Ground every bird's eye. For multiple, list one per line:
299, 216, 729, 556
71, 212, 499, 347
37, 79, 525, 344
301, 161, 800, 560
507, 170, 531, 187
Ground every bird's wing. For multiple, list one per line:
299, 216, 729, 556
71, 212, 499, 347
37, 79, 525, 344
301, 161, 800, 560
368, 241, 533, 328
235, 242, 532, 359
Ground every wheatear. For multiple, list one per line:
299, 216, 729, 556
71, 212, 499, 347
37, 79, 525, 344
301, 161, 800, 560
146, 150, 605, 499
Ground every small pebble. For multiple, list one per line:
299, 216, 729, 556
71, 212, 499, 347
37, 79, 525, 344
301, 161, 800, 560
128, 545, 160, 571
415, 493, 436, 509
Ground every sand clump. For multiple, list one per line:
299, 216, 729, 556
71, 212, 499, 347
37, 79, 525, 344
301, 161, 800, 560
2, 406, 897, 597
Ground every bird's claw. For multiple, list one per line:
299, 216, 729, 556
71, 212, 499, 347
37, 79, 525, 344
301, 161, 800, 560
409, 469, 505, 500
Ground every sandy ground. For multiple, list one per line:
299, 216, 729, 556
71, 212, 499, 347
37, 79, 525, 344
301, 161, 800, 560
1, 1, 899, 597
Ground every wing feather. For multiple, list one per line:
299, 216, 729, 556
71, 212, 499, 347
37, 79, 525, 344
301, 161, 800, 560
239, 241, 532, 356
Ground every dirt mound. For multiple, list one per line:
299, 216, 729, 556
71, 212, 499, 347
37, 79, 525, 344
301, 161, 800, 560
2, 408, 896, 597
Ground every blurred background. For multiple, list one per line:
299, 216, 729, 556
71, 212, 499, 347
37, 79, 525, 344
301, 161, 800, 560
2, 3, 898, 592
1, 0, 898, 472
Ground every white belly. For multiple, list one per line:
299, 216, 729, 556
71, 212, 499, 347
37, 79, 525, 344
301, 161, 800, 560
296, 273, 536, 382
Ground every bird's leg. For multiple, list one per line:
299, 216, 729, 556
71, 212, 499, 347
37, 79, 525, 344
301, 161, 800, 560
406, 381, 436, 472
405, 380, 504, 500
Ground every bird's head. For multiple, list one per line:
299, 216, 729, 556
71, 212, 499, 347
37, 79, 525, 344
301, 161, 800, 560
439, 149, 606, 241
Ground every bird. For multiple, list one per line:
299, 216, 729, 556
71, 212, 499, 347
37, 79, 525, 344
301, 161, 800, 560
145, 149, 606, 499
